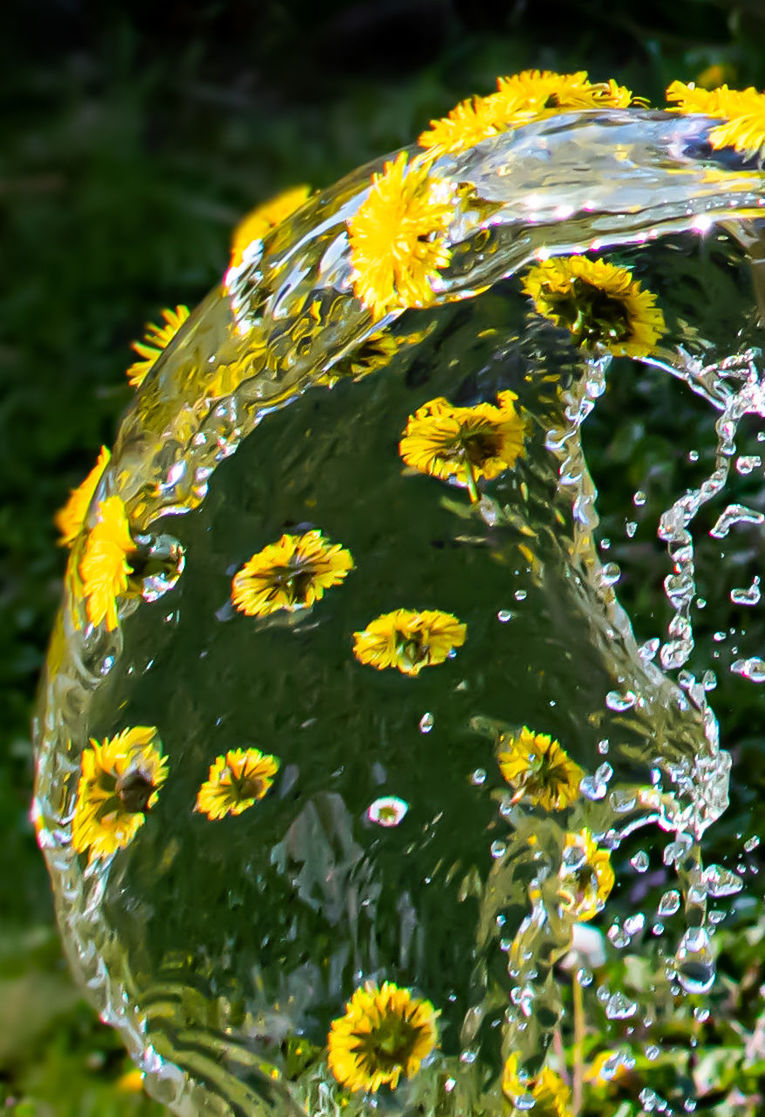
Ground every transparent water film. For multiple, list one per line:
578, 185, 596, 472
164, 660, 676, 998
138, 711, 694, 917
34, 84, 765, 1116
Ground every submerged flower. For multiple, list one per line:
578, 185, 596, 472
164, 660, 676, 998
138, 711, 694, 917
72, 727, 168, 862
497, 727, 583, 812
229, 184, 312, 269
195, 748, 280, 819
328, 981, 437, 1093
502, 1057, 572, 1117
317, 331, 402, 388
347, 152, 455, 320
353, 608, 466, 677
79, 495, 135, 631
558, 827, 615, 922
522, 255, 665, 357
55, 445, 111, 546
666, 80, 765, 161
232, 530, 353, 618
399, 391, 525, 499
126, 305, 190, 388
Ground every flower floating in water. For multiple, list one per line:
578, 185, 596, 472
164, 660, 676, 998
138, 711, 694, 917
497, 727, 583, 812
399, 392, 525, 501
72, 727, 168, 862
558, 827, 615, 922
328, 981, 437, 1093
79, 496, 135, 631
55, 445, 111, 547
229, 184, 312, 270
502, 1055, 573, 1117
419, 71, 636, 155
195, 748, 280, 820
232, 530, 353, 618
666, 80, 765, 162
522, 255, 666, 357
126, 305, 190, 389
353, 609, 466, 677
347, 152, 455, 321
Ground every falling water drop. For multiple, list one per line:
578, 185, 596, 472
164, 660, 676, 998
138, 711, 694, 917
419, 712, 435, 733
674, 927, 716, 995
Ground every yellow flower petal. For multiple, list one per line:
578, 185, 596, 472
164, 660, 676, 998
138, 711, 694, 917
353, 608, 466, 677
229, 184, 312, 269
231, 530, 353, 618
195, 748, 280, 820
126, 305, 190, 389
328, 981, 437, 1093
55, 446, 111, 547
78, 496, 135, 631
558, 827, 615, 922
347, 152, 455, 320
497, 727, 583, 812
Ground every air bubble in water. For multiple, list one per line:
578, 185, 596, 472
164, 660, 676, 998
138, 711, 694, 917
419, 712, 434, 733
731, 656, 765, 682
631, 850, 649, 873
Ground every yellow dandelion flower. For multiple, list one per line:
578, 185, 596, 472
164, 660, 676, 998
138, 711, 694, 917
352, 608, 466, 677
503, 1058, 572, 1117
522, 255, 666, 357
55, 445, 111, 547
72, 727, 167, 862
229, 184, 312, 269
328, 981, 437, 1093
494, 70, 634, 114
502, 1053, 527, 1100
584, 1050, 630, 1088
126, 305, 190, 389
116, 1068, 144, 1094
231, 530, 353, 618
558, 827, 615, 922
347, 151, 455, 321
79, 495, 135, 631
666, 79, 734, 116
195, 748, 280, 820
418, 93, 512, 154
497, 727, 583, 812
316, 331, 401, 388
667, 81, 765, 160
399, 391, 525, 500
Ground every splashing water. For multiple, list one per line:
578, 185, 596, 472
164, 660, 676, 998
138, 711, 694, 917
34, 99, 765, 1115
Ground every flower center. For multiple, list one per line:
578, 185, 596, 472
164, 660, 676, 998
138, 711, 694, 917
359, 1013, 419, 1073
548, 280, 631, 345
115, 769, 156, 814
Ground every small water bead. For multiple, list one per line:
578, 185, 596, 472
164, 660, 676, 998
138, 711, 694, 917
367, 796, 409, 827
631, 850, 650, 873
684, 1099, 698, 1113
735, 454, 762, 474
607, 923, 630, 949
675, 927, 715, 994
658, 890, 681, 917
596, 984, 611, 1005
693, 1006, 710, 1023
597, 737, 609, 754
663, 834, 692, 866
633, 490, 647, 507
605, 689, 636, 712
599, 536, 611, 550
471, 768, 487, 786
731, 656, 765, 682
703, 864, 743, 897
708, 909, 727, 924
709, 502, 765, 539
598, 562, 621, 588
419, 712, 434, 733
497, 609, 512, 622
638, 637, 660, 662
513, 589, 527, 604
645, 1046, 661, 1062
712, 630, 727, 642
624, 913, 645, 935
730, 576, 761, 606
652, 923, 665, 936
576, 968, 593, 987
625, 519, 637, 538
701, 670, 717, 691
490, 840, 507, 860
606, 992, 638, 1020
610, 789, 637, 813
688, 449, 700, 463
696, 596, 706, 608
580, 774, 607, 801
745, 835, 761, 852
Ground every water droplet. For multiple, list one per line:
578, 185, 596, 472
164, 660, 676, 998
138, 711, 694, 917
703, 864, 743, 897
419, 712, 434, 733
638, 637, 660, 662
735, 454, 761, 474
663, 834, 692, 866
633, 490, 647, 507
652, 922, 664, 936
497, 609, 512, 623
631, 850, 650, 873
605, 690, 636, 712
710, 503, 764, 539
730, 576, 761, 606
713, 630, 727, 642
609, 789, 637, 813
490, 839, 507, 859
625, 520, 637, 538
580, 775, 607, 801
600, 537, 611, 551
597, 737, 610, 754
367, 796, 409, 827
606, 992, 637, 1019
599, 562, 621, 587
596, 984, 611, 1004
693, 1006, 710, 1022
471, 768, 487, 786
646, 1045, 660, 1061
732, 656, 765, 682
576, 967, 593, 987
745, 835, 760, 852
624, 913, 645, 935
514, 589, 527, 602
658, 890, 681, 917
608, 923, 630, 949
675, 927, 715, 994
688, 450, 700, 463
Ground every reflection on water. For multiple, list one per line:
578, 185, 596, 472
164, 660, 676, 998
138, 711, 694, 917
34, 98, 765, 1115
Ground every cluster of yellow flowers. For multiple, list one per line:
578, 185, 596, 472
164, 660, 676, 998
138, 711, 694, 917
72, 729, 280, 862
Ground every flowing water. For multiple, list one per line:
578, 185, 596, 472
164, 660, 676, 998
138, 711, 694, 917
33, 109, 765, 1115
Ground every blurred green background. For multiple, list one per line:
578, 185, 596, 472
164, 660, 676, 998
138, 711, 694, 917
4, 1, 765, 1112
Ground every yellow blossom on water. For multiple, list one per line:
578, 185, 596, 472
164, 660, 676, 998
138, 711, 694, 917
522, 255, 666, 357
497, 727, 583, 812
494, 70, 634, 114
126, 305, 190, 389
72, 727, 167, 862
229, 184, 312, 268
55, 446, 111, 547
328, 981, 437, 1093
353, 608, 466, 677
79, 495, 135, 631
347, 151, 455, 320
399, 391, 525, 499
559, 827, 615, 922
666, 80, 765, 161
503, 1058, 572, 1117
195, 748, 280, 820
418, 93, 513, 154
231, 530, 353, 618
